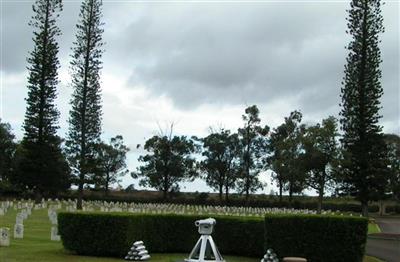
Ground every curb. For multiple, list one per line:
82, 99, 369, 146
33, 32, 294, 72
368, 233, 400, 241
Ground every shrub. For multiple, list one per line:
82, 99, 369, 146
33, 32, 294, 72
385, 204, 400, 214
59, 212, 368, 260
264, 214, 368, 262
58, 212, 131, 257
58, 212, 264, 258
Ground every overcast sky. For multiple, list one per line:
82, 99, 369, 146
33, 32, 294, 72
1, 0, 398, 194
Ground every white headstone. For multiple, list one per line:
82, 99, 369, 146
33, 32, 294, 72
50, 213, 58, 225
16, 213, 24, 225
0, 228, 10, 246
51, 226, 60, 241
14, 224, 24, 239
21, 209, 28, 219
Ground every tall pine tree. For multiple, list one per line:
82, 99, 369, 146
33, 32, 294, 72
14, 0, 70, 200
66, 0, 104, 209
340, 0, 388, 216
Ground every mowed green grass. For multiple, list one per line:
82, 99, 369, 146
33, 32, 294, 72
0, 206, 381, 262
368, 222, 381, 234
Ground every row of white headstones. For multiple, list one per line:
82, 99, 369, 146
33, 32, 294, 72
0, 200, 61, 247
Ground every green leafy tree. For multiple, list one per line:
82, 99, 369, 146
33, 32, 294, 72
66, 0, 104, 209
14, 0, 70, 199
384, 134, 400, 200
0, 120, 17, 188
201, 129, 240, 203
267, 111, 305, 203
267, 123, 288, 203
339, 0, 388, 216
282, 111, 306, 202
133, 134, 198, 200
302, 116, 339, 213
237, 105, 269, 202
92, 135, 129, 195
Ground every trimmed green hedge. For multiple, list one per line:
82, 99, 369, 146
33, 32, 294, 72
59, 212, 368, 261
58, 213, 264, 258
264, 214, 368, 262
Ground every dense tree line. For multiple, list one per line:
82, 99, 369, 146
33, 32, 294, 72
132, 105, 397, 214
0, 0, 395, 216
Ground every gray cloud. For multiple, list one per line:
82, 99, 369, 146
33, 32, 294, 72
2, 1, 81, 74
114, 2, 397, 132
121, 3, 348, 106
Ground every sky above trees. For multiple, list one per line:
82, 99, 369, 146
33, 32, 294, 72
1, 0, 398, 192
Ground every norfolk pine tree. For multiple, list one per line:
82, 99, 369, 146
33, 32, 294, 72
340, 0, 389, 216
66, 0, 104, 209
14, 0, 70, 199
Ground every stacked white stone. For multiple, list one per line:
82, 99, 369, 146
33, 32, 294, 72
261, 249, 279, 262
124, 241, 150, 261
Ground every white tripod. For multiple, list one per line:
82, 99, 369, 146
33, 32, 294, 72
185, 218, 224, 262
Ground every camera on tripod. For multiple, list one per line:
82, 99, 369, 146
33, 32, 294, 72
185, 218, 224, 262
194, 218, 216, 235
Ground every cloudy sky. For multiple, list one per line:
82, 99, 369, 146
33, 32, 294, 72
1, 0, 398, 194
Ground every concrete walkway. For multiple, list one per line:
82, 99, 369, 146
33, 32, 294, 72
366, 217, 400, 262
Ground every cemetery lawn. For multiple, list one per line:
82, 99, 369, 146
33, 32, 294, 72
0, 208, 380, 262
368, 222, 381, 234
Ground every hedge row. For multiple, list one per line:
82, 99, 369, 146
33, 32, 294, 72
59, 212, 368, 261
264, 214, 368, 262
58, 213, 264, 258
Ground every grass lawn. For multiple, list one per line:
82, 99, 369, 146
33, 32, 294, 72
0, 207, 381, 261
368, 221, 381, 234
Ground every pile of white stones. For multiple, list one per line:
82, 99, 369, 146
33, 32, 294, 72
261, 249, 279, 262
125, 241, 150, 261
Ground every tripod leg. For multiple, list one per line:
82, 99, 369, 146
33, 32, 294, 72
208, 236, 224, 261
188, 237, 202, 260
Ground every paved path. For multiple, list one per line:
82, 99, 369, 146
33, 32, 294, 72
376, 217, 400, 234
366, 217, 400, 262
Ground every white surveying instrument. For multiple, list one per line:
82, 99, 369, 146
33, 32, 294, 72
185, 218, 225, 262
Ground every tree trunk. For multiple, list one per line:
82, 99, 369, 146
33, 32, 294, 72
77, 176, 83, 210
225, 186, 229, 204
361, 201, 369, 217
105, 171, 109, 196
379, 200, 386, 216
245, 166, 250, 204
34, 189, 42, 204
162, 189, 168, 201
317, 188, 324, 214
279, 181, 283, 204
219, 184, 223, 203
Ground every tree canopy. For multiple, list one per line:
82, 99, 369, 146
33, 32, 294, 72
133, 134, 198, 200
